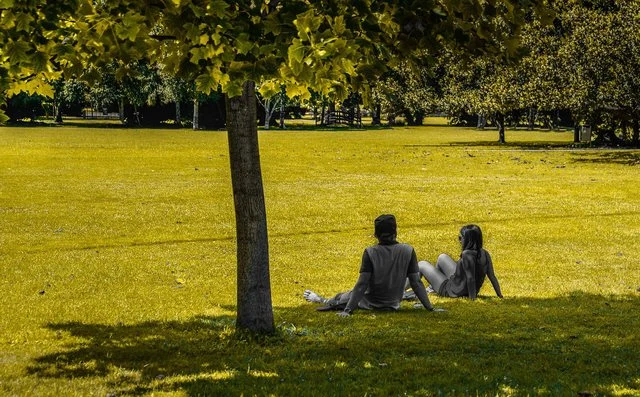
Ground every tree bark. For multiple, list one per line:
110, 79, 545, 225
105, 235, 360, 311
226, 81, 274, 334
279, 88, 285, 129
633, 118, 639, 146
574, 123, 581, 143
496, 112, 506, 143
477, 113, 486, 129
193, 98, 199, 130
528, 107, 536, 130
118, 98, 125, 122
372, 103, 381, 125
175, 101, 181, 125
54, 101, 63, 123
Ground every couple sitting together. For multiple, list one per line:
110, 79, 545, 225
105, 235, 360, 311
304, 214, 503, 316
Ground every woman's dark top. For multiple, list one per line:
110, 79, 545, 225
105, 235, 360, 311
439, 249, 492, 299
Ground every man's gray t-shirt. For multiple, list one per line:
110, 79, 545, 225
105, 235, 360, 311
357, 242, 418, 310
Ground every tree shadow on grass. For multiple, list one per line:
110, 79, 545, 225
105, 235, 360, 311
407, 141, 576, 150
569, 151, 640, 166
27, 292, 640, 396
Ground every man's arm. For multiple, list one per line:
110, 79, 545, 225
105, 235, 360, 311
337, 272, 371, 317
407, 272, 436, 311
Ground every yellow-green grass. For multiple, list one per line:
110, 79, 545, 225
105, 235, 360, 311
0, 121, 638, 396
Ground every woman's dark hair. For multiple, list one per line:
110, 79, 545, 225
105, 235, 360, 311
459, 224, 483, 252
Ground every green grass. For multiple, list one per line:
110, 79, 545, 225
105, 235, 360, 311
0, 121, 639, 396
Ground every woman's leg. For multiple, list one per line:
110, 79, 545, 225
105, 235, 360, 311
435, 254, 458, 278
418, 260, 448, 293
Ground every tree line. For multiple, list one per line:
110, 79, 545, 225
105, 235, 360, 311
374, 0, 640, 146
4, 2, 639, 147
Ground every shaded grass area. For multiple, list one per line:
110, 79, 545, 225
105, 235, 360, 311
1, 123, 639, 396
22, 294, 640, 396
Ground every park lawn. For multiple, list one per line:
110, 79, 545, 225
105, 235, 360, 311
0, 121, 638, 396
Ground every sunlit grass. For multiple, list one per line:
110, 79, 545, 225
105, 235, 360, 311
0, 121, 638, 396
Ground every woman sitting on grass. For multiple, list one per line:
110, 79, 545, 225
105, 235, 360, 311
419, 224, 503, 300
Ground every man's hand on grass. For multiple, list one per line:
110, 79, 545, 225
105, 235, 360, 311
414, 303, 446, 312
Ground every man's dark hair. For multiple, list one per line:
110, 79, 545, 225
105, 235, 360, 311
374, 214, 397, 241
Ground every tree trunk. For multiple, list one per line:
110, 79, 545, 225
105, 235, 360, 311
496, 112, 506, 143
372, 103, 381, 125
633, 118, 639, 146
118, 98, 125, 122
477, 113, 486, 129
226, 81, 274, 334
528, 107, 536, 130
574, 123, 581, 143
133, 104, 141, 126
55, 102, 63, 123
621, 119, 629, 141
193, 98, 199, 130
553, 109, 560, 131
175, 101, 181, 125
279, 88, 285, 129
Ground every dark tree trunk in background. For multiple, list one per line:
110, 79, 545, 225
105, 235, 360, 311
226, 81, 274, 334
279, 88, 285, 129
574, 123, 581, 143
496, 112, 506, 143
633, 118, 639, 146
372, 103, 381, 125
175, 101, 181, 125
528, 107, 536, 130
477, 113, 486, 129
553, 109, 560, 131
118, 98, 125, 122
55, 104, 63, 123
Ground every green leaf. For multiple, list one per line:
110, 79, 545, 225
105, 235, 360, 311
288, 39, 305, 63
208, 0, 230, 18
31, 51, 50, 73
14, 12, 33, 32
195, 73, 217, 94
0, 109, 9, 124
286, 82, 309, 100
5, 40, 31, 64
224, 80, 243, 98
258, 80, 280, 99
236, 33, 253, 55
293, 9, 322, 42
332, 15, 345, 35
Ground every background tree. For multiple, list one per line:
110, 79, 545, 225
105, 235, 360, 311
159, 71, 192, 126
374, 58, 441, 126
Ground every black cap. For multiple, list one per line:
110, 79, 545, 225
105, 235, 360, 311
374, 214, 397, 238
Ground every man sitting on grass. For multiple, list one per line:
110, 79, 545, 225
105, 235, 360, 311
304, 214, 444, 316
